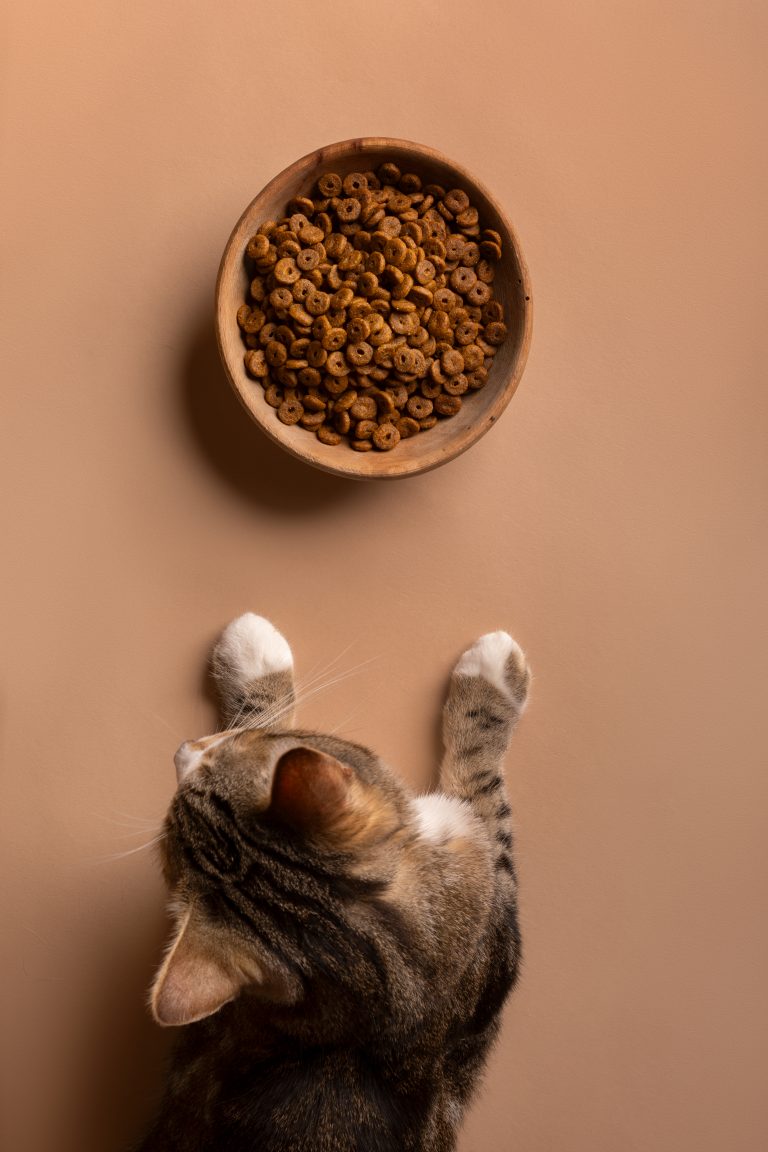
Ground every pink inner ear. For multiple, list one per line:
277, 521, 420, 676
270, 747, 353, 832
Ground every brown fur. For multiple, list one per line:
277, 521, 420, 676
133, 618, 530, 1152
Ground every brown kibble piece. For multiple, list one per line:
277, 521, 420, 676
396, 416, 420, 438
435, 394, 462, 416
407, 395, 433, 419
351, 439, 373, 452
317, 172, 342, 197
350, 396, 377, 420
317, 424, 342, 445
484, 321, 508, 345
372, 423, 400, 451
277, 400, 304, 425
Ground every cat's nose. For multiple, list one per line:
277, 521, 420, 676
174, 741, 197, 782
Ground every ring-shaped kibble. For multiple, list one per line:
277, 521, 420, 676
484, 321, 508, 345
349, 396, 377, 421
331, 287, 354, 310
355, 419, 377, 440
465, 368, 490, 391
336, 198, 361, 222
347, 342, 374, 366
325, 233, 347, 259
383, 237, 407, 267
379, 216, 402, 238
277, 399, 304, 425
246, 234, 270, 260
388, 192, 412, 214
399, 172, 421, 194
393, 346, 415, 374
467, 281, 491, 307
324, 373, 349, 395
300, 410, 325, 430
264, 384, 283, 407
372, 423, 401, 451
443, 373, 468, 396
476, 259, 496, 284
435, 394, 463, 416
462, 242, 480, 267
289, 213, 309, 234
406, 395, 433, 420
244, 349, 268, 377
241, 308, 266, 333
269, 287, 293, 311
250, 278, 267, 302
296, 248, 320, 271
347, 317, 370, 343
266, 340, 288, 367
317, 172, 342, 197
326, 350, 348, 376
450, 266, 477, 294
307, 341, 327, 368
482, 300, 504, 324
396, 416, 421, 439
455, 321, 479, 345
334, 410, 352, 434
419, 415, 438, 430
446, 235, 466, 262
415, 259, 436, 285
420, 378, 442, 399
480, 240, 503, 262
461, 344, 484, 371
378, 161, 401, 184
305, 291, 330, 316
351, 439, 373, 452
358, 271, 379, 296
298, 223, 324, 246
317, 424, 342, 445
366, 251, 386, 276
334, 389, 358, 411
410, 350, 427, 377
322, 328, 347, 351
457, 207, 479, 228
291, 278, 314, 302
288, 303, 313, 327
342, 172, 368, 196
444, 188, 470, 214
433, 288, 456, 311
274, 257, 301, 285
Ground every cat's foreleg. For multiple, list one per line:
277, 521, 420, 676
440, 632, 529, 871
211, 613, 296, 731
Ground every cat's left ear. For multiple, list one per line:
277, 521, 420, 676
150, 909, 248, 1027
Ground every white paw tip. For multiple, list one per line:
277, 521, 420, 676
216, 614, 293, 678
455, 631, 526, 697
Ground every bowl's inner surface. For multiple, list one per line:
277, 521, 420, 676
217, 140, 531, 478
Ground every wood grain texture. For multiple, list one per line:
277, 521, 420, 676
215, 137, 533, 480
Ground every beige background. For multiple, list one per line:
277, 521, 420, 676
2, 2, 767, 1150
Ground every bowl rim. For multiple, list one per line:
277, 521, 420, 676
215, 136, 533, 480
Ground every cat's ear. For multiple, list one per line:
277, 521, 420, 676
269, 746, 353, 834
150, 909, 246, 1027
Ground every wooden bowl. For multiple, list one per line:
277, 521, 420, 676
215, 138, 532, 480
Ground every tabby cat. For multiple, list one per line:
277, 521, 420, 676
135, 613, 530, 1152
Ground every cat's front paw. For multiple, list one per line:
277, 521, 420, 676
212, 614, 293, 686
454, 632, 530, 710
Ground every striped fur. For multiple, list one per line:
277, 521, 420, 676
135, 618, 530, 1152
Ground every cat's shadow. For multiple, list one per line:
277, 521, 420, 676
177, 310, 370, 514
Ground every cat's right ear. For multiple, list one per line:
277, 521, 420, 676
269, 746, 354, 834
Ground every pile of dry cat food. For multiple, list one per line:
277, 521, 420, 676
237, 162, 508, 451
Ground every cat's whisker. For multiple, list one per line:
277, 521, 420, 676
98, 831, 166, 862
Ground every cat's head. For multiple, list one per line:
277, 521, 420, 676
150, 727, 411, 1028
